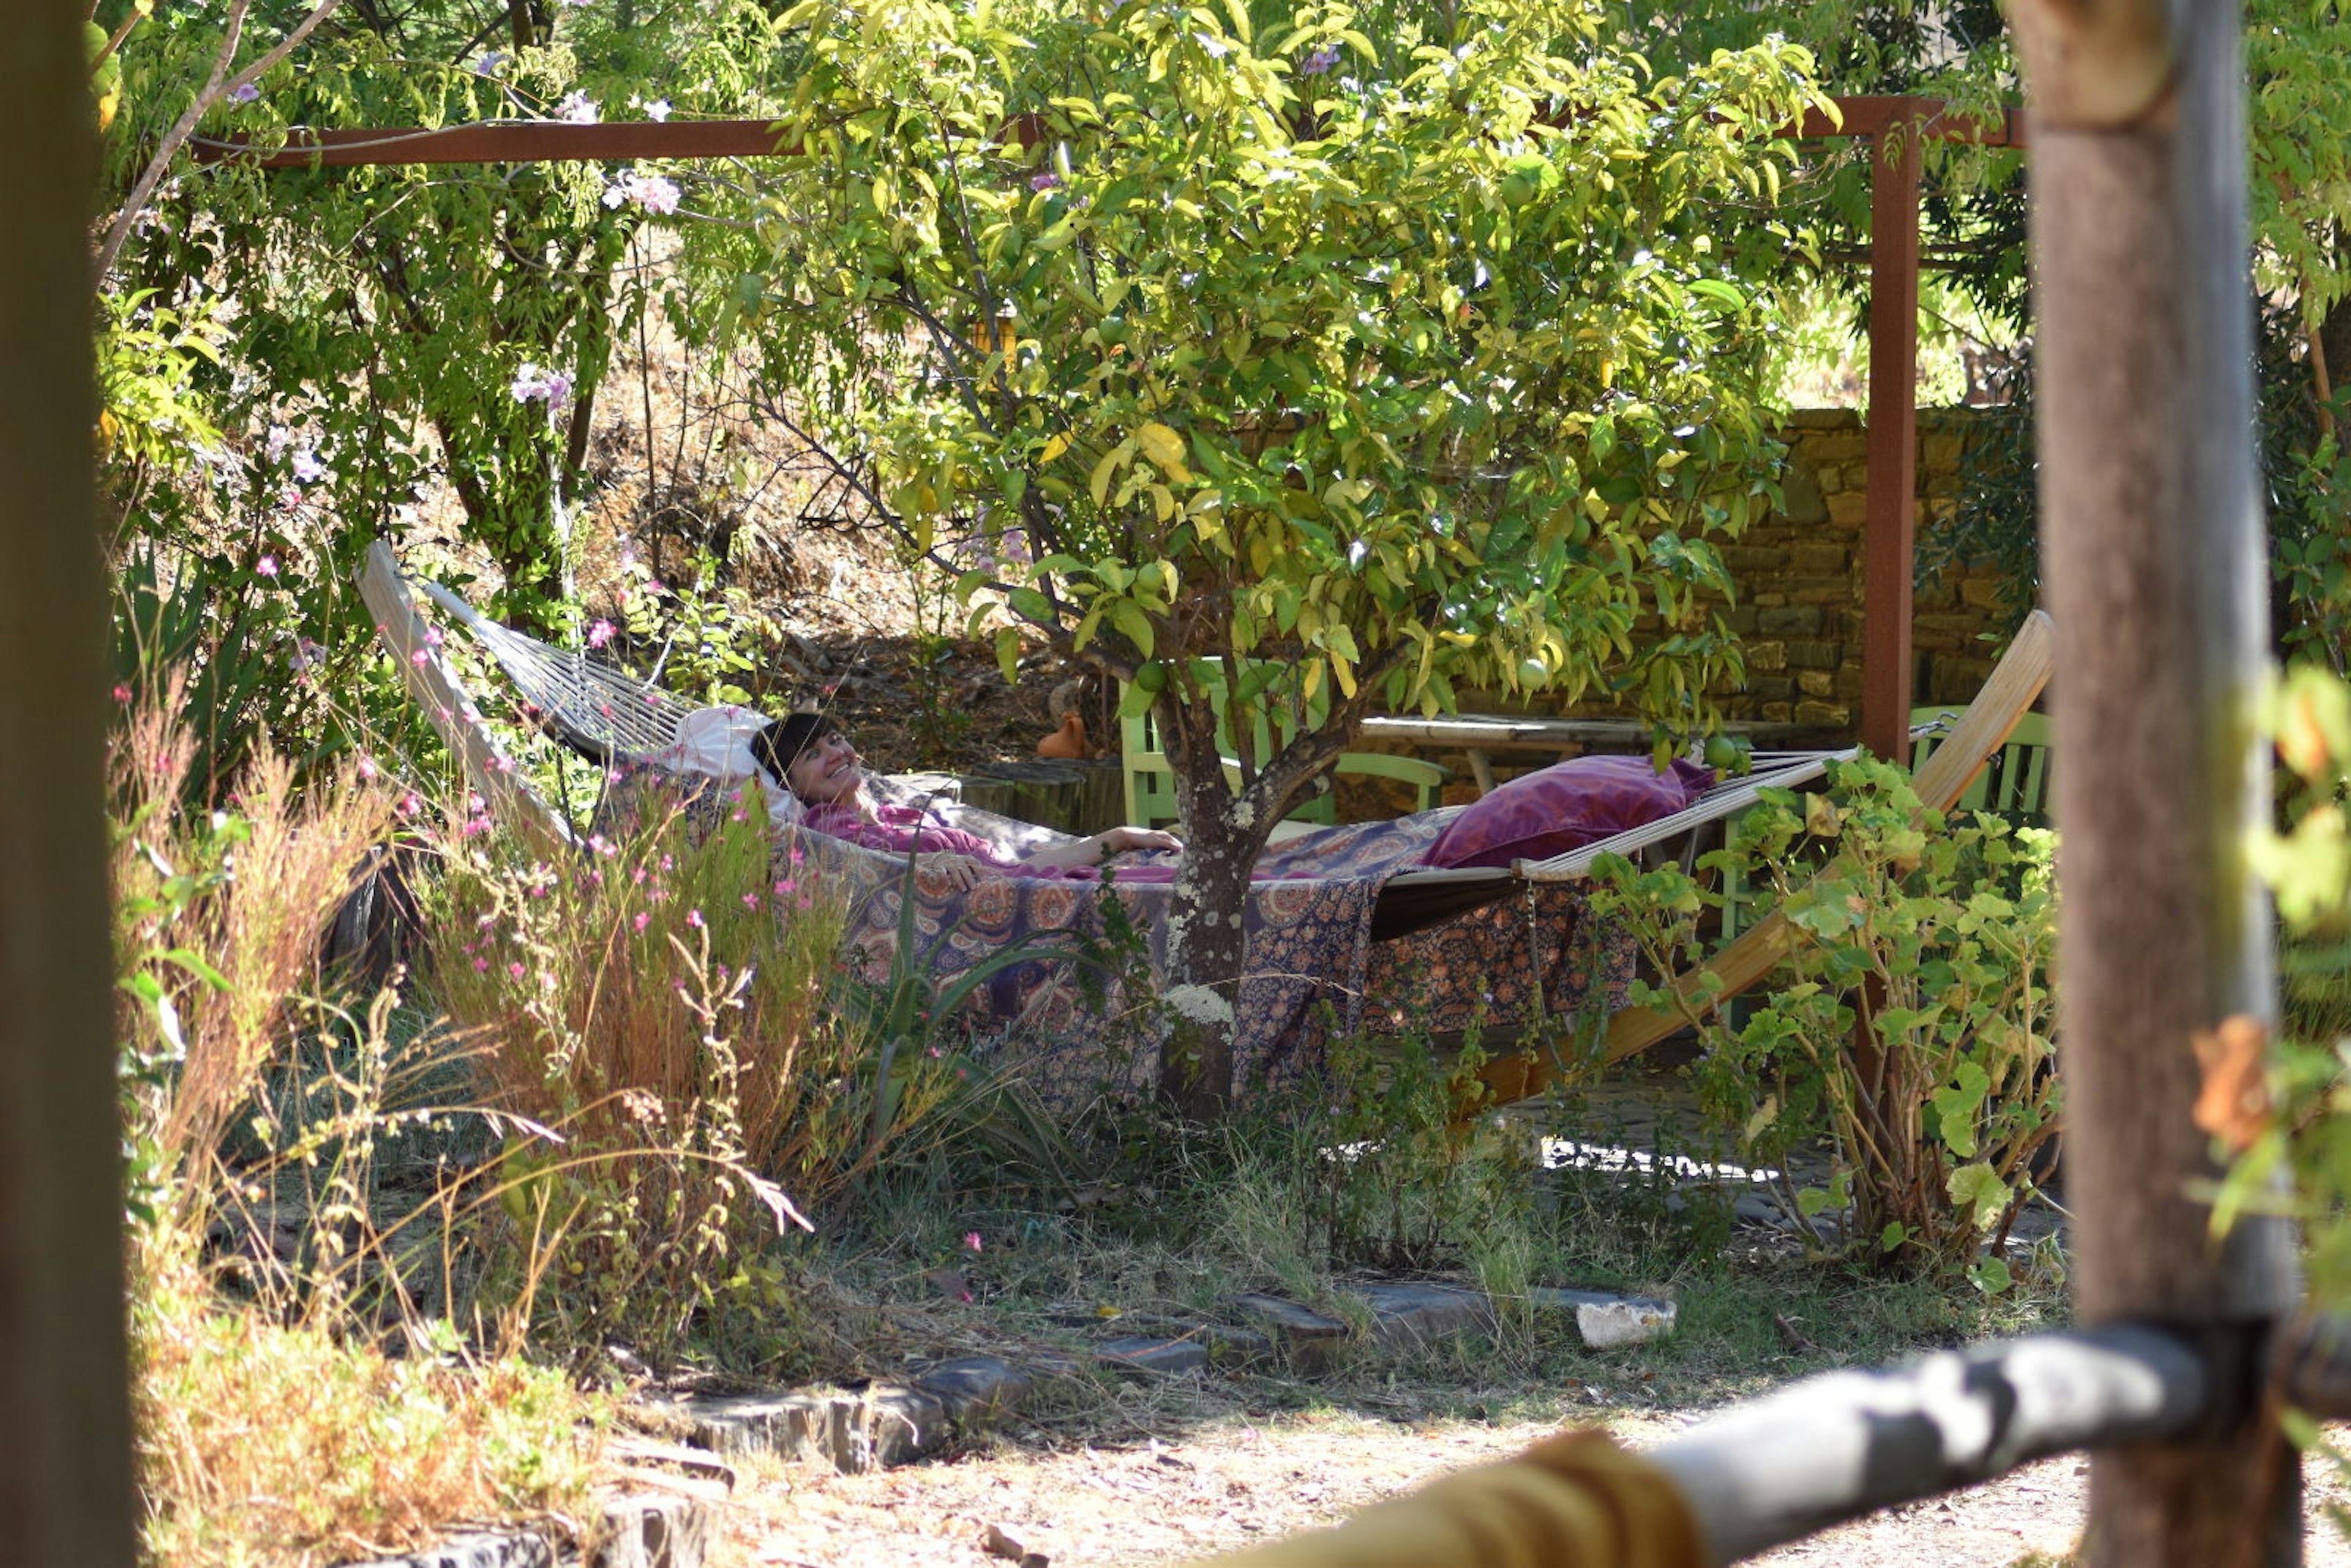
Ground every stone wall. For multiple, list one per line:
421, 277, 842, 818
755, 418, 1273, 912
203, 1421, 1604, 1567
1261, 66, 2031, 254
1560, 407, 2021, 737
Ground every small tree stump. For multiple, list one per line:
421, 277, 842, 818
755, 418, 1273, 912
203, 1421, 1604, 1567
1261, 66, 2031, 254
962, 759, 1129, 835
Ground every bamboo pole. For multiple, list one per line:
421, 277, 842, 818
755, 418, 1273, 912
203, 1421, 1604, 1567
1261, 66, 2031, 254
2011, 1, 2300, 1562
0, 0, 140, 1558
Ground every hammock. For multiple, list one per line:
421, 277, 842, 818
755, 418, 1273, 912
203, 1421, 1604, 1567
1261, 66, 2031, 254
357, 541, 2054, 1095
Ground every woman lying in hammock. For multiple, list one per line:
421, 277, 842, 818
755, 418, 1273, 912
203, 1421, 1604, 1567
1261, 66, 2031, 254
750, 710, 1719, 889
750, 711, 1184, 890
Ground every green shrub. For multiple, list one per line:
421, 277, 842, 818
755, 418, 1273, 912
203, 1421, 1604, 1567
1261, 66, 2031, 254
1589, 756, 2061, 1286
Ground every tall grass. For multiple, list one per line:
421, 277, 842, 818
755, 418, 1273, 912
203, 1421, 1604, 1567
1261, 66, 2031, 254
113, 678, 395, 1215
111, 696, 605, 1565
424, 778, 954, 1360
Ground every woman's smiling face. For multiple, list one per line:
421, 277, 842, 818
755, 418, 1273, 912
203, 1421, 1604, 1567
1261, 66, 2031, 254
784, 729, 861, 805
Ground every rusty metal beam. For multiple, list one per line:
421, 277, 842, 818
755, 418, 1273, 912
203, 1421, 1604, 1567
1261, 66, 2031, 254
188, 93, 2023, 171
189, 116, 792, 167
1861, 121, 1925, 760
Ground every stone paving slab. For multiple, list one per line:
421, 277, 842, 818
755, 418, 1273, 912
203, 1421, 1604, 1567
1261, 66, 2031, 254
1096, 1334, 1212, 1375
1225, 1291, 1353, 1375
625, 1277, 1677, 1484
340, 1488, 711, 1568
1348, 1282, 1498, 1354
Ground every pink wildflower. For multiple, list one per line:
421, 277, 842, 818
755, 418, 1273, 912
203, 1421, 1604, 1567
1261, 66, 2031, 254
474, 957, 489, 972
508, 961, 525, 979
633, 912, 651, 932
112, 684, 131, 703
963, 1232, 983, 1253
587, 619, 616, 649
742, 892, 760, 910
686, 908, 705, 928
257, 554, 279, 577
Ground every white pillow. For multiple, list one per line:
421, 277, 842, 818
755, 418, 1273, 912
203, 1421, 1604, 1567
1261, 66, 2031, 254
655, 705, 802, 827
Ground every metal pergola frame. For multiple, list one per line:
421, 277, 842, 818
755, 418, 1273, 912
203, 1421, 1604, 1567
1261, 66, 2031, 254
193, 92, 2029, 759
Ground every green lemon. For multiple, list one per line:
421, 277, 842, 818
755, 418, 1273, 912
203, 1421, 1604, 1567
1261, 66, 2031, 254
1703, 733, 1747, 773
1499, 173, 1537, 209
1134, 660, 1169, 694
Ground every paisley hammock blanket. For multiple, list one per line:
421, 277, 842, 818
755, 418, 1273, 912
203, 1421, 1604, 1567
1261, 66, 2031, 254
604, 771, 1632, 1109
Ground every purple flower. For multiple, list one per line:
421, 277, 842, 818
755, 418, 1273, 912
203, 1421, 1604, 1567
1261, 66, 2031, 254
256, 554, 279, 577
511, 363, 572, 410
556, 91, 599, 125
631, 96, 672, 122
228, 82, 261, 103
1300, 43, 1341, 75
587, 618, 616, 649
291, 449, 329, 483
602, 171, 681, 215
1029, 171, 1062, 192
470, 51, 506, 76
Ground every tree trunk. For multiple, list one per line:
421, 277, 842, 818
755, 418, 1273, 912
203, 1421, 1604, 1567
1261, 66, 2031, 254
2013, 1, 2300, 1562
0, 0, 140, 1559
1150, 682, 1311, 1117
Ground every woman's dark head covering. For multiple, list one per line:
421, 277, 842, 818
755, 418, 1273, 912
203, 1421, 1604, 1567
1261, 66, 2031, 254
751, 711, 842, 797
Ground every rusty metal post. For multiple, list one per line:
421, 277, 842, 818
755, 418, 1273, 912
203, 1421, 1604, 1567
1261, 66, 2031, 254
0, 0, 140, 1560
2016, 0, 2300, 1562
1861, 110, 1923, 762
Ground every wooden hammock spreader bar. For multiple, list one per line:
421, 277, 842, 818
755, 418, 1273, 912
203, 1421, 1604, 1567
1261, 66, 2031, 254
1471, 609, 2055, 1109
354, 539, 578, 858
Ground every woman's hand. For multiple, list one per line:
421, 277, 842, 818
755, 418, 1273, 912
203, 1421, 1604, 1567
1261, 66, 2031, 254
1098, 825, 1183, 857
922, 852, 991, 891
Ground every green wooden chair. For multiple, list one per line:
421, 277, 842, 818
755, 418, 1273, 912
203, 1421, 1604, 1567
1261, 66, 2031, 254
1911, 705, 2053, 822
1120, 658, 1449, 828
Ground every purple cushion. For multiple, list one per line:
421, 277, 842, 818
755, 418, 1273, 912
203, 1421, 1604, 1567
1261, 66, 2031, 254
1423, 756, 1715, 871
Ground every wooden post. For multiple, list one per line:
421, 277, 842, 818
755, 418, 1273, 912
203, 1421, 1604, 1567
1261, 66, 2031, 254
0, 0, 140, 1560
1860, 110, 1923, 763
2012, 1, 2299, 1562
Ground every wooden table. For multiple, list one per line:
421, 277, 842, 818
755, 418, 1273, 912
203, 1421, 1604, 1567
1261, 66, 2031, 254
1357, 713, 1808, 793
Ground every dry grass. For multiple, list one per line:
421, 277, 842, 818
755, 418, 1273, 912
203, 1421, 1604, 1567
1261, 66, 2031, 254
134, 1245, 604, 1567
110, 697, 617, 1566
113, 683, 396, 1203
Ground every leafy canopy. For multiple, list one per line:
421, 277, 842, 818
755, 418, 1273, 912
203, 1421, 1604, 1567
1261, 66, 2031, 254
721, 0, 1826, 778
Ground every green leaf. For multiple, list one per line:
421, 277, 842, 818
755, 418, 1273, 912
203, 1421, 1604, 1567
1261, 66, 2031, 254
1946, 1161, 2011, 1230
1106, 599, 1156, 657
1688, 279, 1747, 311
994, 626, 1023, 685
1965, 1256, 2013, 1295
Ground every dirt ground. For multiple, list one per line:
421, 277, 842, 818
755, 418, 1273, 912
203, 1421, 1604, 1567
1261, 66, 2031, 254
684, 1405, 2351, 1567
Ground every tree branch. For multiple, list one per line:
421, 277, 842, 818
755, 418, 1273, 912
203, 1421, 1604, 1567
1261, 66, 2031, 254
93, 0, 345, 285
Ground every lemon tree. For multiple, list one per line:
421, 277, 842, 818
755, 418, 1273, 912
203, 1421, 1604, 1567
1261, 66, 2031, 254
710, 0, 1828, 1111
